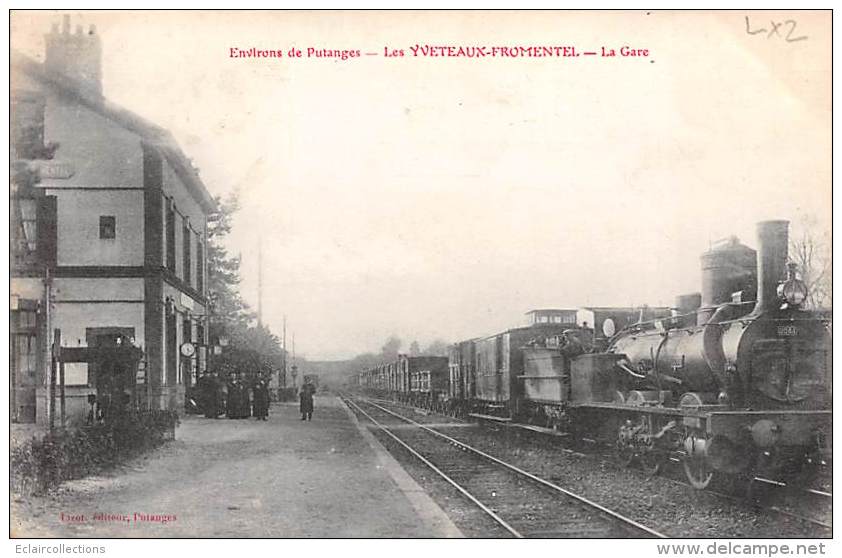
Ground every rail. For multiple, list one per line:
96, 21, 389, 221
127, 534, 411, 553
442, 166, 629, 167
355, 391, 831, 534
343, 396, 523, 537
344, 394, 667, 539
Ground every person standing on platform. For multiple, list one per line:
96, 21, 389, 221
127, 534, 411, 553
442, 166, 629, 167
212, 373, 225, 418
204, 373, 223, 418
239, 374, 251, 419
225, 376, 236, 419
198, 374, 212, 418
299, 378, 315, 421
227, 375, 242, 419
253, 378, 269, 420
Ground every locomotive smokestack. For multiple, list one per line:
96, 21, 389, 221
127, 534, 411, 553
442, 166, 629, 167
753, 220, 789, 315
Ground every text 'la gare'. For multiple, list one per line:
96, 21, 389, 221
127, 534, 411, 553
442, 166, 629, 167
602, 46, 650, 57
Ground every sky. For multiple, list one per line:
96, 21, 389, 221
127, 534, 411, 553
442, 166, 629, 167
11, 10, 831, 360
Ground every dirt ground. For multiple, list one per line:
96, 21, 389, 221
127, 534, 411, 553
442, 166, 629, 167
11, 396, 456, 538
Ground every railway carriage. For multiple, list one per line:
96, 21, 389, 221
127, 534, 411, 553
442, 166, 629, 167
396, 354, 410, 402
447, 339, 476, 416
406, 356, 449, 410
472, 323, 572, 417
358, 355, 448, 409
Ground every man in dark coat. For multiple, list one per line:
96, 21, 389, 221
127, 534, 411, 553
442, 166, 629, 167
299, 380, 315, 421
226, 376, 242, 419
198, 374, 212, 418
559, 330, 586, 358
203, 373, 224, 418
213, 374, 225, 418
252, 378, 270, 420
239, 376, 251, 419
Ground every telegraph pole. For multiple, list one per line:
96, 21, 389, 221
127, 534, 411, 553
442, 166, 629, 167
281, 314, 287, 389
257, 236, 263, 327
291, 332, 297, 390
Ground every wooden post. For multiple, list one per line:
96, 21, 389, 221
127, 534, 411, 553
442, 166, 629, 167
145, 358, 151, 412
59, 359, 66, 428
131, 355, 140, 412
49, 357, 56, 431
50, 329, 60, 431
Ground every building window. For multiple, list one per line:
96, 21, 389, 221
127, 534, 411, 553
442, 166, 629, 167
12, 334, 37, 379
183, 219, 192, 285
16, 310, 37, 329
16, 199, 37, 252
196, 322, 206, 375
165, 305, 177, 387
11, 332, 38, 422
196, 240, 204, 294
166, 202, 175, 271
11, 304, 39, 423
99, 216, 116, 239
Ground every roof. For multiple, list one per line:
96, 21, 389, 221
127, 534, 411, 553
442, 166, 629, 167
578, 306, 671, 312
11, 51, 217, 213
524, 308, 577, 314
476, 322, 573, 341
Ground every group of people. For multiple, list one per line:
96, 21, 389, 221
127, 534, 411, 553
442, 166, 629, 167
224, 375, 271, 420
196, 373, 270, 420
196, 372, 316, 422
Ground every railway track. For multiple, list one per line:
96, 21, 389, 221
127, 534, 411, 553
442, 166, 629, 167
744, 477, 832, 531
342, 394, 666, 539
752, 476, 832, 500
568, 437, 832, 531
571, 441, 832, 531
358, 394, 832, 536
462, 405, 833, 533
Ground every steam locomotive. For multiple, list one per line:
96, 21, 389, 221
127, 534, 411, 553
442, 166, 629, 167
357, 220, 831, 489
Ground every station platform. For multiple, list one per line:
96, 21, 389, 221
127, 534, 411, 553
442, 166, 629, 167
11, 396, 463, 538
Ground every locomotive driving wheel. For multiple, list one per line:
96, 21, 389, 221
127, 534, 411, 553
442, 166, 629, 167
683, 455, 714, 489
640, 450, 664, 477
617, 444, 636, 468
616, 415, 664, 476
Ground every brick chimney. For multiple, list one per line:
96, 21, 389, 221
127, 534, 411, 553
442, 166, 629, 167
44, 15, 102, 98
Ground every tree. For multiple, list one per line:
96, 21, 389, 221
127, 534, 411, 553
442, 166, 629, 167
422, 339, 450, 357
347, 352, 381, 373
790, 216, 832, 309
216, 324, 286, 383
207, 193, 254, 342
338, 334, 454, 383
381, 336, 402, 360
11, 97, 58, 266
204, 193, 292, 387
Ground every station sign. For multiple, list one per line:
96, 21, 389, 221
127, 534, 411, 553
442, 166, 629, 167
32, 160, 76, 180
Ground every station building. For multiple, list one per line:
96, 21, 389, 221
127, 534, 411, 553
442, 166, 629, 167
10, 17, 215, 426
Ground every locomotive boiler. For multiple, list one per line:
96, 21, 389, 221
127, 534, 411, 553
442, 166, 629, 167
579, 220, 831, 487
